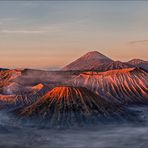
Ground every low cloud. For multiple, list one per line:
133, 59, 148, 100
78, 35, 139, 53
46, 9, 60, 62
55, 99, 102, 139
1, 29, 46, 34
0, 24, 66, 35
129, 40, 148, 45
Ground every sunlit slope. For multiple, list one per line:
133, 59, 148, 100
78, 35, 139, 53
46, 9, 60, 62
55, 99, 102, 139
72, 68, 148, 104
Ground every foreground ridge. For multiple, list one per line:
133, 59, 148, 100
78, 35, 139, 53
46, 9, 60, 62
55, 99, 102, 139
17, 86, 137, 128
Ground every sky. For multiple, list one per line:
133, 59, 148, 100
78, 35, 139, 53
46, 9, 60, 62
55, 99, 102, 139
0, 1, 148, 69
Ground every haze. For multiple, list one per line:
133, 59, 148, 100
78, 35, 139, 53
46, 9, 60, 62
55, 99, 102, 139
0, 1, 148, 69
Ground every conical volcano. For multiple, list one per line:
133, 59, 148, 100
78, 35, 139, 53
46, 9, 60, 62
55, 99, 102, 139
17, 86, 136, 128
63, 51, 113, 71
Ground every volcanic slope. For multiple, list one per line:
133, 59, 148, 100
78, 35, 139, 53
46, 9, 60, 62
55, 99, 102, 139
63, 51, 113, 71
72, 68, 148, 104
17, 86, 137, 128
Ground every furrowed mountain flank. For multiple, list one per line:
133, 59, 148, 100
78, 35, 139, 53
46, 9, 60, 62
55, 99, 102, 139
71, 68, 148, 105
17, 86, 137, 128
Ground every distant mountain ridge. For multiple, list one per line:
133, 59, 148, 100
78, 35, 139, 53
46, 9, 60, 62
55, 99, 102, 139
1, 51, 147, 72
91, 60, 133, 71
62, 51, 147, 71
127, 59, 148, 71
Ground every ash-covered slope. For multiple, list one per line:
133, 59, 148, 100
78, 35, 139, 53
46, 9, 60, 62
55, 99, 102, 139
63, 51, 113, 71
72, 68, 148, 104
128, 59, 148, 71
17, 86, 137, 128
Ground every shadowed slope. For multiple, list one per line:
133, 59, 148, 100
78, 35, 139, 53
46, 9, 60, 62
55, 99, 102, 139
17, 86, 137, 128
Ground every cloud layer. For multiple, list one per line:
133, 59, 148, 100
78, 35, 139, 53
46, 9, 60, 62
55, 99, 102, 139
129, 40, 148, 45
1, 29, 45, 34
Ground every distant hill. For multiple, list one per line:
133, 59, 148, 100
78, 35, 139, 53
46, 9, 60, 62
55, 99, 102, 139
127, 59, 148, 71
91, 61, 134, 71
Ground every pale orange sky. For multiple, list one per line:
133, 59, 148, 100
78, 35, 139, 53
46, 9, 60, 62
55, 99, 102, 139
0, 1, 148, 69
